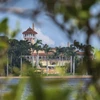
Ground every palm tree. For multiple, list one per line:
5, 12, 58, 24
54, 47, 62, 66
74, 40, 80, 49
32, 39, 43, 68
61, 47, 72, 66
67, 44, 76, 75
43, 44, 53, 74
8, 39, 31, 75
53, 47, 59, 66
19, 40, 31, 75
74, 40, 94, 75
8, 39, 19, 74
60, 47, 65, 66
63, 47, 71, 66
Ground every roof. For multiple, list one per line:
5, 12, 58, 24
76, 51, 93, 56
32, 52, 54, 56
76, 52, 84, 55
22, 27, 37, 35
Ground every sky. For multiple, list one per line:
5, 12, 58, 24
0, 0, 100, 48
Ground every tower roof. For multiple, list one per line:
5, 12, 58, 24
22, 27, 37, 35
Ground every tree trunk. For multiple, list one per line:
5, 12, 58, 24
46, 54, 49, 75
62, 56, 63, 66
32, 55, 34, 67
73, 56, 75, 75
66, 56, 67, 63
36, 52, 39, 68
57, 56, 59, 66
70, 56, 72, 74
11, 54, 13, 74
59, 56, 61, 66
6, 55, 9, 76
58, 56, 60, 66
20, 55, 22, 75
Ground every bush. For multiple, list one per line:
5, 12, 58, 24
12, 67, 20, 76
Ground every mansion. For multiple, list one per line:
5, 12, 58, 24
22, 24, 92, 70
22, 25, 71, 67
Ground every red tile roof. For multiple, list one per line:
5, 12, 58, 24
32, 52, 53, 56
22, 27, 37, 35
32, 53, 47, 56
76, 52, 84, 55
76, 51, 93, 56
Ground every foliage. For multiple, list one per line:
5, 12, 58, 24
25, 73, 71, 100
0, 0, 100, 100
31, 39, 43, 67
3, 79, 27, 100
12, 67, 20, 76
0, 17, 20, 76
8, 39, 31, 68
32, 39, 43, 52
39, 62, 43, 68
55, 63, 69, 76
21, 64, 34, 76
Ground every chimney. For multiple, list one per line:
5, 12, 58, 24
32, 23, 34, 30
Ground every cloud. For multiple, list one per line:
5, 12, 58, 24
35, 28, 55, 46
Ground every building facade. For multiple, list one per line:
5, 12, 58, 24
22, 25, 70, 68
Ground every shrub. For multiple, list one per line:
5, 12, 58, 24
12, 67, 20, 76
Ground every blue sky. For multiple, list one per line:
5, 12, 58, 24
0, 0, 100, 48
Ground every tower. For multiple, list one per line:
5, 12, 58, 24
22, 24, 37, 44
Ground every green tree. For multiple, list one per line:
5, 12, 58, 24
8, 39, 31, 75
32, 39, 43, 68
43, 44, 52, 74
74, 40, 94, 75
55, 46, 63, 66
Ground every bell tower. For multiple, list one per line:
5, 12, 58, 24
22, 24, 37, 44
